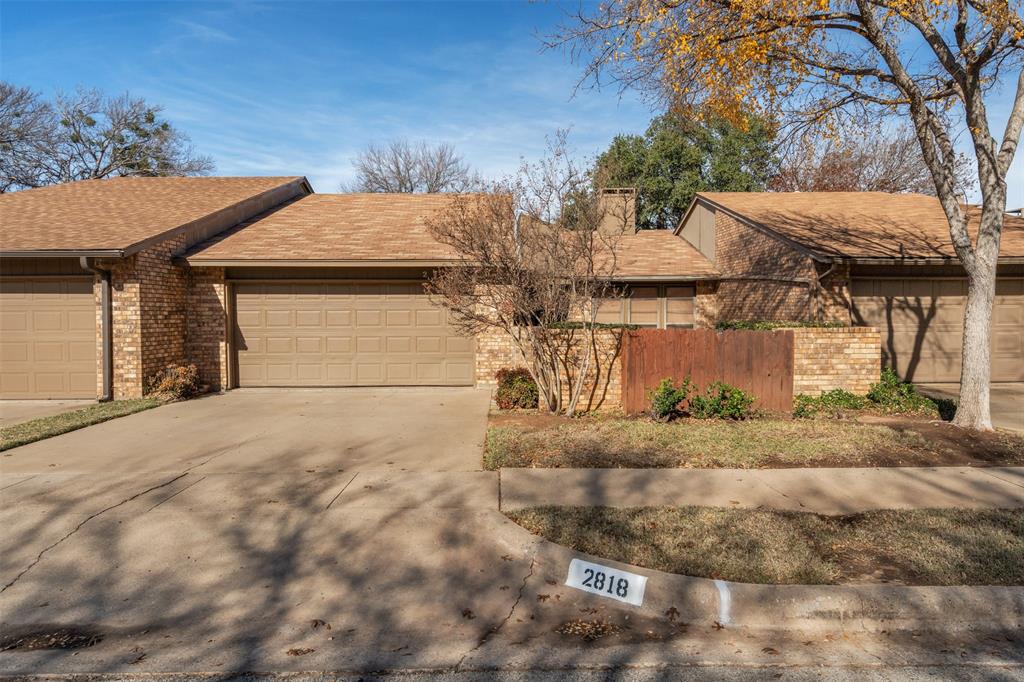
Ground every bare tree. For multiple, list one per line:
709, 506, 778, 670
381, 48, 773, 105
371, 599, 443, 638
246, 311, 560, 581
425, 136, 626, 415
771, 126, 975, 195
345, 139, 476, 193
0, 83, 213, 191
0, 83, 55, 192
550, 0, 1024, 430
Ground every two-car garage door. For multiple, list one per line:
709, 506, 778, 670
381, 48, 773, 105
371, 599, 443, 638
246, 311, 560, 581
851, 277, 1024, 383
234, 282, 475, 387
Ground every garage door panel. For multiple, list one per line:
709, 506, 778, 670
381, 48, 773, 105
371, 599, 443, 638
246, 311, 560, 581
69, 372, 96, 392
387, 337, 412, 353
326, 337, 353, 353
235, 282, 475, 387
265, 337, 294, 354
326, 310, 353, 327
995, 299, 1023, 325
1, 278, 96, 399
34, 342, 65, 362
853, 277, 1022, 383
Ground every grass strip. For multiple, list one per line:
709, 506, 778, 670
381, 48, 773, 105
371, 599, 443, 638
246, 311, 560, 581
1, 398, 163, 452
484, 418, 939, 470
507, 506, 1024, 585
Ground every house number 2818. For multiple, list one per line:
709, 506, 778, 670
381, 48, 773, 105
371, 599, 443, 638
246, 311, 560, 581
565, 558, 648, 606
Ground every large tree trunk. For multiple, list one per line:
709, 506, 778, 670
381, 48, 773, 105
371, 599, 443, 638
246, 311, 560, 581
953, 265, 996, 430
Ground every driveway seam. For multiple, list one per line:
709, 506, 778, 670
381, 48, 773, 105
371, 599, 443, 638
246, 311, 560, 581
0, 474, 37, 492
972, 468, 1024, 491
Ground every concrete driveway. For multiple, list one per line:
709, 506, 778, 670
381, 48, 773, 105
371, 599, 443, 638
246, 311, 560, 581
0, 400, 94, 428
919, 383, 1024, 432
0, 388, 539, 674
3, 388, 1022, 678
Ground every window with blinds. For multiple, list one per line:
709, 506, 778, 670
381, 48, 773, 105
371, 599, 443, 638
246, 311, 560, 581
593, 285, 696, 328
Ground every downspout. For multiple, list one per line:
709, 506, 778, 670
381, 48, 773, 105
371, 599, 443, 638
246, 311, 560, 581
80, 257, 113, 402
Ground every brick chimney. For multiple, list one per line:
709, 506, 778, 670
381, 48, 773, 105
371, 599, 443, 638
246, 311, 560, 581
597, 188, 637, 235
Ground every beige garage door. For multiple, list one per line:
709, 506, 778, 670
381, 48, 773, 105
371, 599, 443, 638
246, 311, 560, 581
851, 277, 1024, 383
234, 282, 475, 387
0, 278, 97, 399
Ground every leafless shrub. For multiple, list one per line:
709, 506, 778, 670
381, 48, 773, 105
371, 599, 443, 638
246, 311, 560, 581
426, 134, 627, 415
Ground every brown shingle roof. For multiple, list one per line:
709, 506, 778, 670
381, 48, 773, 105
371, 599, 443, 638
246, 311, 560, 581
609, 230, 719, 279
690, 192, 1024, 260
187, 193, 472, 263
188, 193, 721, 279
0, 176, 308, 254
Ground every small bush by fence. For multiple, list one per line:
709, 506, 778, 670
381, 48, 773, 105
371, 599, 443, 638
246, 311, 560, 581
621, 329, 795, 413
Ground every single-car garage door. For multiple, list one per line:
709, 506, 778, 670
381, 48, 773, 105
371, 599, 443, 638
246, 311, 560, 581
0, 278, 97, 399
851, 277, 1024, 383
234, 282, 475, 387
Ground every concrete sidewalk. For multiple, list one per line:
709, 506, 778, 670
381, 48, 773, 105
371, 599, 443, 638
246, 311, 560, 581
499, 466, 1024, 513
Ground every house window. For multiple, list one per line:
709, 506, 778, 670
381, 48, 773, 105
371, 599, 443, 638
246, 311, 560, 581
627, 286, 660, 326
665, 285, 696, 327
594, 297, 625, 324
593, 285, 697, 328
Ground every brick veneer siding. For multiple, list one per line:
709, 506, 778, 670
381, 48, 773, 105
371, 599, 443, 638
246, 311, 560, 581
711, 211, 851, 324
186, 267, 229, 391
474, 326, 623, 411
97, 236, 190, 398
695, 281, 719, 328
791, 326, 880, 396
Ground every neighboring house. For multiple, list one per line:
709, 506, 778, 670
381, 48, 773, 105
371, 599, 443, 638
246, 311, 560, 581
675, 192, 1024, 383
0, 179, 714, 399
0, 176, 311, 399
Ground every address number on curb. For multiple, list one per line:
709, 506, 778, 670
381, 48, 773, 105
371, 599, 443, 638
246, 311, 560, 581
565, 558, 647, 606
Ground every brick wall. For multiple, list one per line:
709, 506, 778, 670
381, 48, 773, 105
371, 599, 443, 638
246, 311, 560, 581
711, 211, 852, 324
474, 325, 623, 412
186, 267, 229, 391
792, 326, 880, 396
695, 281, 718, 328
138, 236, 189, 385
98, 237, 190, 398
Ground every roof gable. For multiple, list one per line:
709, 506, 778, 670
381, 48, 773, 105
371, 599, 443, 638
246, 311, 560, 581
0, 176, 310, 256
680, 191, 1024, 261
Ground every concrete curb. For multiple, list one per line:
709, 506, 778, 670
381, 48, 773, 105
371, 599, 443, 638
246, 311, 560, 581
503, 516, 1024, 633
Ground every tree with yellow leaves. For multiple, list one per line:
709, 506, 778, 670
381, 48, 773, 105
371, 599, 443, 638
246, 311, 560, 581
551, 0, 1023, 430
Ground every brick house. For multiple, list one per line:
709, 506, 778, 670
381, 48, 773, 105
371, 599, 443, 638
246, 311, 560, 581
0, 177, 311, 399
676, 192, 1024, 383
1, 178, 1019, 401
0, 179, 715, 399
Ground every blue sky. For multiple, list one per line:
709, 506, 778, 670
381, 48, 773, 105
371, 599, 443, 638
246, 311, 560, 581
1, 1, 655, 192
1, 1, 1021, 206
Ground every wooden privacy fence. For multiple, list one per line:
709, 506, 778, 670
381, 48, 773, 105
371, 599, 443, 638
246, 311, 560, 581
620, 329, 795, 414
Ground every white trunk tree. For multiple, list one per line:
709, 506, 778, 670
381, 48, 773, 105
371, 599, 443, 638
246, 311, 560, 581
551, 0, 1024, 429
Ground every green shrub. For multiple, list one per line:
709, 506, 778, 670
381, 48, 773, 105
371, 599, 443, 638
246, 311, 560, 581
866, 368, 940, 415
715, 320, 846, 331
648, 377, 693, 420
793, 389, 867, 418
495, 367, 540, 410
146, 364, 200, 400
688, 381, 756, 419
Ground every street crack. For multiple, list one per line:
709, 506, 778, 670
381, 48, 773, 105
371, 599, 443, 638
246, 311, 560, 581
454, 554, 536, 670
1, 471, 191, 593
0, 434, 265, 593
